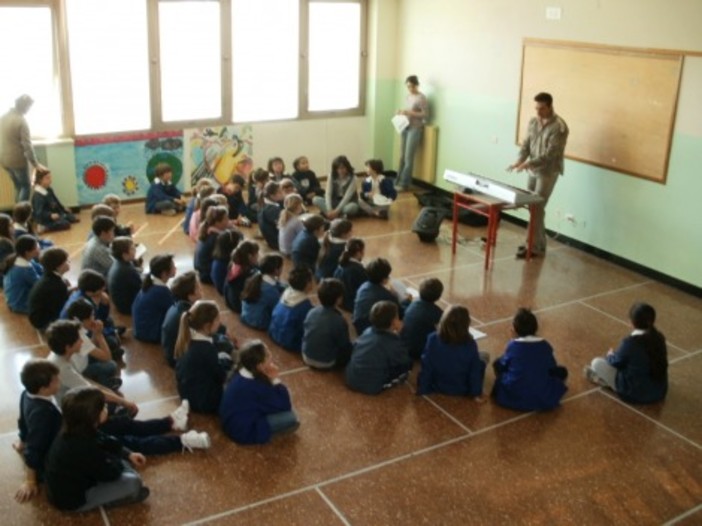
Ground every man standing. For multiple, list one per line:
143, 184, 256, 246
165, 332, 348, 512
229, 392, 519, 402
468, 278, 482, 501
0, 95, 47, 202
508, 92, 569, 259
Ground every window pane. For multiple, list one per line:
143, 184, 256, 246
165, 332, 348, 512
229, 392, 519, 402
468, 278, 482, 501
0, 7, 61, 138
67, 0, 150, 135
308, 2, 360, 112
159, 1, 222, 122
232, 0, 299, 122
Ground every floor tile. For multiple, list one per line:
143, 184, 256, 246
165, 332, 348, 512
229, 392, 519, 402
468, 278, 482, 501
323, 392, 702, 525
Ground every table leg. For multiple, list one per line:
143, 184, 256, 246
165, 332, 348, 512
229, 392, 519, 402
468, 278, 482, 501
451, 194, 458, 255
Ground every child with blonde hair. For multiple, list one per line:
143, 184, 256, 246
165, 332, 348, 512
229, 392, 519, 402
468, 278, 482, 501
278, 194, 304, 257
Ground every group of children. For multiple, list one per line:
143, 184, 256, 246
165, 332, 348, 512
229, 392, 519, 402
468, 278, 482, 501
5, 160, 670, 512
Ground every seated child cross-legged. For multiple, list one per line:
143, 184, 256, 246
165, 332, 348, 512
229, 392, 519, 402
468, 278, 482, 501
3, 235, 43, 314
12, 201, 53, 249
28, 247, 70, 330
316, 218, 352, 280
278, 193, 305, 257
400, 277, 445, 360
107, 237, 143, 316
302, 278, 353, 369
291, 214, 325, 275
81, 216, 116, 278
268, 267, 315, 353
194, 205, 230, 284
585, 302, 668, 404
333, 237, 367, 312
241, 254, 285, 330
417, 306, 489, 400
345, 301, 412, 395
219, 340, 299, 445
257, 181, 284, 250
31, 169, 78, 232
358, 159, 397, 219
101, 194, 135, 237
352, 257, 408, 335
132, 254, 176, 343
211, 229, 243, 295
492, 308, 568, 412
223, 240, 260, 314
145, 163, 185, 216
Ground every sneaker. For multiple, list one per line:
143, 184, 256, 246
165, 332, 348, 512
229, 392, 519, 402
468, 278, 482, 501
181, 430, 211, 451
170, 400, 189, 431
134, 486, 150, 504
161, 208, 177, 217
583, 366, 607, 387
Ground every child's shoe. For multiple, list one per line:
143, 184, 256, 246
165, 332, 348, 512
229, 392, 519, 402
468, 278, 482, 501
181, 430, 211, 451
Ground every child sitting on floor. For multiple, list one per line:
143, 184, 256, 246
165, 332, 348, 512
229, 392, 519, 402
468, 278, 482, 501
400, 277, 445, 359
333, 238, 366, 312
585, 302, 668, 404
241, 254, 285, 330
223, 240, 260, 314
291, 213, 325, 274
302, 278, 353, 369
81, 216, 115, 278
194, 205, 229, 284
291, 155, 323, 205
257, 181, 284, 250
102, 194, 135, 237
417, 305, 489, 399
352, 257, 407, 335
3, 235, 42, 314
107, 237, 143, 315
278, 193, 305, 257
317, 218, 352, 280
492, 308, 568, 412
31, 169, 78, 231
0, 213, 15, 283
211, 228, 243, 295
132, 254, 176, 343
268, 266, 315, 353
28, 247, 70, 330
184, 178, 215, 235
220, 340, 299, 445
345, 301, 412, 395
359, 159, 397, 219
12, 201, 52, 249
145, 163, 186, 216
219, 174, 253, 225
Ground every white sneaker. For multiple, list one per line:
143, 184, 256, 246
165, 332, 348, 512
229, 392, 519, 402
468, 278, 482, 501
170, 400, 190, 431
181, 430, 211, 452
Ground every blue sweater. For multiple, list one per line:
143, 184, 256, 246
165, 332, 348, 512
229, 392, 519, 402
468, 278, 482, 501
132, 284, 174, 343
333, 260, 367, 312
417, 333, 485, 396
18, 391, 62, 478
241, 279, 284, 330
258, 202, 281, 250
268, 291, 314, 352
352, 281, 402, 335
31, 187, 69, 226
361, 175, 397, 201
400, 300, 444, 359
345, 327, 412, 395
223, 265, 257, 314
291, 229, 320, 273
607, 333, 668, 404
492, 338, 567, 411
194, 232, 218, 284
302, 305, 353, 368
107, 260, 142, 315
146, 178, 182, 213
28, 272, 69, 330
176, 339, 226, 414
211, 257, 228, 295
316, 240, 346, 280
183, 198, 196, 234
3, 260, 43, 313
219, 371, 293, 444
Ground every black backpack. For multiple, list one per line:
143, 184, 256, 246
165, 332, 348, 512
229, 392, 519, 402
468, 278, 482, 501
412, 207, 447, 242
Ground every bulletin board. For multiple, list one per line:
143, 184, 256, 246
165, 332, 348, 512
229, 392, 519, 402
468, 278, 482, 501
517, 39, 684, 183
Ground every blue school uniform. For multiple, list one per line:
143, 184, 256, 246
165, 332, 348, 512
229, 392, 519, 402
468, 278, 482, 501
291, 229, 320, 273
176, 337, 226, 414
13, 223, 53, 250
194, 231, 218, 284
417, 332, 486, 396
241, 277, 284, 330
221, 189, 252, 220
333, 260, 367, 312
31, 186, 75, 231
400, 300, 444, 359
258, 201, 281, 250
292, 169, 323, 200
132, 282, 174, 343
316, 239, 346, 280
3, 258, 43, 313
107, 260, 142, 315
219, 369, 294, 444
352, 281, 402, 335
607, 332, 668, 404
18, 391, 62, 480
302, 305, 353, 369
345, 327, 412, 395
361, 175, 397, 201
492, 337, 567, 411
145, 177, 182, 214
183, 198, 196, 234
268, 289, 314, 352
211, 257, 228, 294
223, 264, 257, 314
28, 271, 69, 330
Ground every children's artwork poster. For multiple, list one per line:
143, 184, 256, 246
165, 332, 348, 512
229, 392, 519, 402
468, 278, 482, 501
185, 125, 254, 188
75, 131, 184, 205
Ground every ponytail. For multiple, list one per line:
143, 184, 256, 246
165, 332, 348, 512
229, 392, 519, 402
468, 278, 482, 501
339, 237, 365, 267
629, 302, 667, 383
241, 272, 263, 303
174, 311, 192, 360
198, 205, 228, 242
174, 300, 220, 359
237, 340, 272, 385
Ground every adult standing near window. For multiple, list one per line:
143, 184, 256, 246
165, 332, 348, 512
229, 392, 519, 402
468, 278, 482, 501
508, 92, 569, 259
395, 75, 428, 192
0, 94, 47, 202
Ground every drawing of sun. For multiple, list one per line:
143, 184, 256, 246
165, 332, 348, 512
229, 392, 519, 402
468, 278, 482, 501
122, 175, 139, 196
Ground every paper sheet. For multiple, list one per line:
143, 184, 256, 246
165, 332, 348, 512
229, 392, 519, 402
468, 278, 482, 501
391, 114, 410, 134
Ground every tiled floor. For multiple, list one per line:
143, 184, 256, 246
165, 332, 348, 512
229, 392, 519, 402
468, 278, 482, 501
1, 194, 701, 525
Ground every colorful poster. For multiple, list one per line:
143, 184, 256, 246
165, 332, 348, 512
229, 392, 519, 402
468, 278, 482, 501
187, 125, 253, 187
75, 131, 184, 205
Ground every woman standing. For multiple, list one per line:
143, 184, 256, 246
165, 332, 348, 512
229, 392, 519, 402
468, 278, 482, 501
396, 75, 428, 191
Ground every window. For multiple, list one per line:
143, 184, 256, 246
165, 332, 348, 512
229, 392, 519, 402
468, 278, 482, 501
67, 0, 151, 135
0, 5, 62, 138
231, 0, 299, 122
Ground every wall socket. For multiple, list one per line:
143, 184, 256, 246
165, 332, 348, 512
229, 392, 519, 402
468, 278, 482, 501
546, 6, 562, 20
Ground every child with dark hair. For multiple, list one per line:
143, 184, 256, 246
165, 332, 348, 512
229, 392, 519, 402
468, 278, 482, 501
291, 213, 325, 273
417, 306, 489, 398
247, 168, 269, 217
12, 201, 53, 249
278, 193, 305, 256
291, 155, 323, 204
585, 302, 668, 404
352, 257, 406, 335
14, 359, 62, 503
268, 267, 315, 353
189, 195, 217, 243
81, 215, 115, 277
302, 278, 353, 369
3, 235, 42, 313
267, 156, 287, 182
359, 159, 396, 219
145, 163, 185, 215
333, 237, 366, 312
241, 254, 285, 330
400, 277, 444, 359
132, 254, 176, 343
184, 178, 215, 235
211, 228, 243, 294
0, 213, 15, 283
317, 218, 352, 280
107, 237, 143, 315
194, 205, 229, 284
258, 181, 284, 249
162, 271, 235, 367
31, 169, 78, 231
313, 155, 361, 219
102, 194, 135, 237
223, 240, 260, 313
345, 301, 412, 395
492, 308, 568, 411
28, 247, 70, 330
220, 340, 299, 445
280, 177, 297, 198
